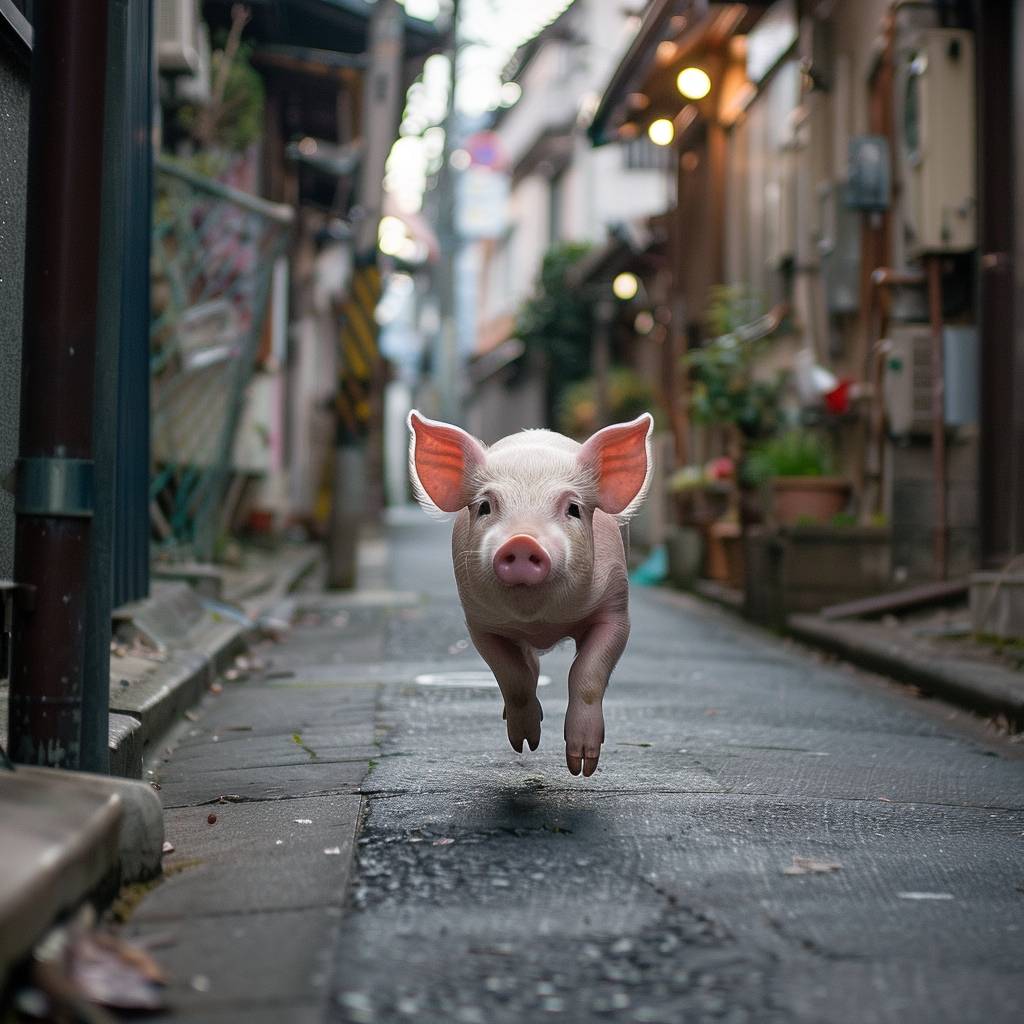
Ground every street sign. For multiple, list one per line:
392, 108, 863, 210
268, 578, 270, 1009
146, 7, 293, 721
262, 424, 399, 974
456, 166, 509, 239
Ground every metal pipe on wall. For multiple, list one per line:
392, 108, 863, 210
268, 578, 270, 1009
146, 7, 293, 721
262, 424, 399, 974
8, 1, 109, 769
926, 256, 949, 581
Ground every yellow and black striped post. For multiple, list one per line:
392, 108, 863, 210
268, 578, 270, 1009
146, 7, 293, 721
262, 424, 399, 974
335, 258, 382, 442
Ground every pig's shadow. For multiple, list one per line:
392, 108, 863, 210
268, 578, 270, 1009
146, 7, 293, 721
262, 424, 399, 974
471, 783, 612, 842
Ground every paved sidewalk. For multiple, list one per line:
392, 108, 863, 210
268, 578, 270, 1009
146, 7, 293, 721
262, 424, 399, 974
121, 512, 1024, 1023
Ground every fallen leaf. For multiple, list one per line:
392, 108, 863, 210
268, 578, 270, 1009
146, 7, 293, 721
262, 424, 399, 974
783, 856, 842, 876
55, 929, 167, 1011
433, 838, 455, 847
183, 710, 199, 722
209, 682, 223, 695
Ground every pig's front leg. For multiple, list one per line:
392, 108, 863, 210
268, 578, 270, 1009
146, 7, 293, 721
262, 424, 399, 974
565, 618, 629, 777
469, 627, 543, 753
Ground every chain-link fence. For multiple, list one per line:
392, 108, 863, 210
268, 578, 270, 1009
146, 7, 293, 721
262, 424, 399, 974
150, 156, 293, 562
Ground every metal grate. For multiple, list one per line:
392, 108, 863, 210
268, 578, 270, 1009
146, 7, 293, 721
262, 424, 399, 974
149, 156, 293, 561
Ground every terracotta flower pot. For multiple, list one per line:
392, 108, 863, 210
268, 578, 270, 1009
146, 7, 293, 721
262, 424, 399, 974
770, 477, 852, 526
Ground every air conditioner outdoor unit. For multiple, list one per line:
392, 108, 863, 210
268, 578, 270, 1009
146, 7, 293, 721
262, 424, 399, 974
883, 322, 979, 436
897, 28, 976, 256
883, 325, 933, 437
157, 0, 201, 75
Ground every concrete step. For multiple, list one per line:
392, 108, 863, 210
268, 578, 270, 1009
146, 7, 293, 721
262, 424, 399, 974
0, 765, 163, 988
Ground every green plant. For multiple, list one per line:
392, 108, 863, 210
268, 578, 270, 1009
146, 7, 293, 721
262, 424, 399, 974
516, 243, 594, 419
685, 285, 784, 439
744, 430, 836, 484
704, 284, 765, 337
830, 511, 858, 527
178, 23, 264, 156
557, 367, 657, 439
685, 338, 782, 439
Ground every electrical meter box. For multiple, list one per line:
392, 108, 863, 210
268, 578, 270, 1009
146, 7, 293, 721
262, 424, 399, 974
899, 29, 976, 255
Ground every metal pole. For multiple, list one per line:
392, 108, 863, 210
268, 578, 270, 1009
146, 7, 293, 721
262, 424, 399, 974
9, 0, 109, 769
436, 0, 461, 424
926, 256, 948, 581
327, 0, 404, 587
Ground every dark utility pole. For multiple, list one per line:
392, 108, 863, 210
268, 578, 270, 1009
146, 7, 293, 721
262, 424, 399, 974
327, 0, 404, 587
8, 1, 109, 769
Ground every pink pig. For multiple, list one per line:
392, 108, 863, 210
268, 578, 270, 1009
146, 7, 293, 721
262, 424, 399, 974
407, 411, 654, 777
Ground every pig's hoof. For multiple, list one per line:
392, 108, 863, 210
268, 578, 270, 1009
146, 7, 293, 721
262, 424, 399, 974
504, 697, 543, 753
564, 702, 605, 777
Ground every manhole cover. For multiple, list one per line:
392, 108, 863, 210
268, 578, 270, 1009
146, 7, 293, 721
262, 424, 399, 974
414, 671, 552, 689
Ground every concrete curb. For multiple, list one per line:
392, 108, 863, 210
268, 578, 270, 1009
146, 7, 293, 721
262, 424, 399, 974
108, 543, 321, 776
788, 613, 1024, 728
0, 766, 163, 987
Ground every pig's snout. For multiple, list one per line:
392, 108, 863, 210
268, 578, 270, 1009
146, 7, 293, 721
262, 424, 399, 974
493, 535, 551, 586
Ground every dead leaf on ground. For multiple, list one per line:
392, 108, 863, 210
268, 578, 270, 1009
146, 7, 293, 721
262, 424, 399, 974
432, 837, 455, 847
783, 855, 842, 876
33, 912, 167, 1013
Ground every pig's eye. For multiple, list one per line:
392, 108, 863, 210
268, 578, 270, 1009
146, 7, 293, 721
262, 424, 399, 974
567, 502, 582, 519
477, 500, 491, 517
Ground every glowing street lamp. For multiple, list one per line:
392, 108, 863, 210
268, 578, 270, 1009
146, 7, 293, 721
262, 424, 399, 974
676, 66, 712, 100
647, 118, 674, 147
612, 272, 639, 301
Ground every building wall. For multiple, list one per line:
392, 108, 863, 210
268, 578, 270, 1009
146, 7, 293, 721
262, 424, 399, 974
0, 44, 29, 578
478, 0, 673, 346
715, 0, 981, 579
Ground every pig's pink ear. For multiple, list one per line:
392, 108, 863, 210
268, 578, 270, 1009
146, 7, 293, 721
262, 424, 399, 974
407, 410, 486, 514
578, 413, 654, 517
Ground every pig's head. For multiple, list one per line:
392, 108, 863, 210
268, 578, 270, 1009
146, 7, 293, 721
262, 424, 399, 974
407, 411, 653, 618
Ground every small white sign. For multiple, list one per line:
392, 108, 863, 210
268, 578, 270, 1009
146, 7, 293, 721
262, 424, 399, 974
457, 167, 510, 240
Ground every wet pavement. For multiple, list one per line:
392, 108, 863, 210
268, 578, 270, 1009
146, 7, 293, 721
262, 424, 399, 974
125, 509, 1024, 1023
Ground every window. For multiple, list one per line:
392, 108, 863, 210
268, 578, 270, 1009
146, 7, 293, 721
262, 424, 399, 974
621, 137, 674, 172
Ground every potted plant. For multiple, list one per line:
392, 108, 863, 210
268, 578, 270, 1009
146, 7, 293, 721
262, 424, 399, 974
744, 429, 851, 526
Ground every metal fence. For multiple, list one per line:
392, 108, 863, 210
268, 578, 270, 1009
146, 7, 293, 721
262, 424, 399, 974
150, 157, 293, 562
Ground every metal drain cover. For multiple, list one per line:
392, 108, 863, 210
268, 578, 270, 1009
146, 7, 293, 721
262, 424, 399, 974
414, 671, 552, 689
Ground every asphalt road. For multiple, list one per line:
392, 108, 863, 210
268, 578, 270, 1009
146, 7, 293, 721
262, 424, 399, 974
328, 509, 1024, 1024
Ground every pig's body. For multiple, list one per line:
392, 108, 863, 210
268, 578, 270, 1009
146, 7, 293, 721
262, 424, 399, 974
408, 415, 653, 776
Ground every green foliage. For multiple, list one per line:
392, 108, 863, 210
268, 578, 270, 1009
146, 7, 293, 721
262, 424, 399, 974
557, 367, 657, 440
830, 511, 858, 527
704, 284, 765, 337
744, 430, 836, 484
685, 337, 782, 438
686, 284, 783, 438
688, 286, 782, 438
516, 243, 594, 414
178, 42, 264, 155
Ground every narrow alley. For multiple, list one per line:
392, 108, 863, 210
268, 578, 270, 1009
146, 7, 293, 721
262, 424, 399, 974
123, 511, 1024, 1024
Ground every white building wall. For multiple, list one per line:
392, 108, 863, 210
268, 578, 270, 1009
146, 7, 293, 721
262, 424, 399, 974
476, 0, 672, 349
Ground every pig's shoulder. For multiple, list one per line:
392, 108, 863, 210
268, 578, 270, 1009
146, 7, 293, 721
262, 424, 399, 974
489, 429, 580, 456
